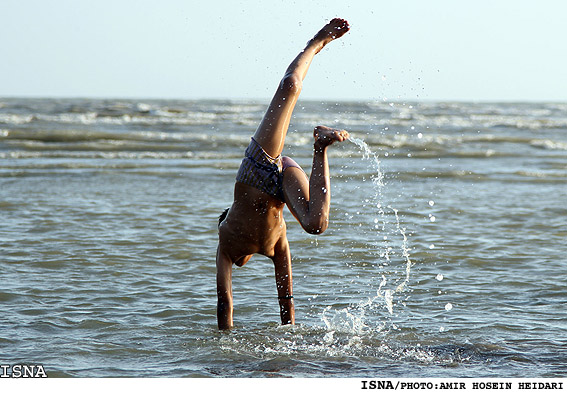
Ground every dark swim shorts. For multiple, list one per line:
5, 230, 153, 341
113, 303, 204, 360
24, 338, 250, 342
235, 138, 305, 202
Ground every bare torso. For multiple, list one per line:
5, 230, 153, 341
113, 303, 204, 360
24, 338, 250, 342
219, 182, 287, 261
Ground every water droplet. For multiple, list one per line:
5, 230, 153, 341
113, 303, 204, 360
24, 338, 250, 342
439, 326, 445, 332
436, 273, 443, 281
323, 331, 334, 343
429, 244, 435, 249
445, 303, 453, 311
429, 215, 436, 222
417, 132, 423, 138
428, 200, 435, 206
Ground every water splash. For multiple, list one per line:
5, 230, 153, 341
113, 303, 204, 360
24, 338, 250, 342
321, 305, 368, 335
318, 136, 414, 334
352, 136, 412, 308
392, 207, 412, 293
349, 137, 384, 189
215, 323, 471, 369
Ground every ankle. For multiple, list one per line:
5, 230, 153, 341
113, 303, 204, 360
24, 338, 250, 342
314, 141, 328, 154
307, 37, 327, 54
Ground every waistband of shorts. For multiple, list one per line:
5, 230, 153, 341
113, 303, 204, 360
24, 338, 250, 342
246, 137, 281, 167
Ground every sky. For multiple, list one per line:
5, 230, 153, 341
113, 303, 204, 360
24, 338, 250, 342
1, 0, 566, 102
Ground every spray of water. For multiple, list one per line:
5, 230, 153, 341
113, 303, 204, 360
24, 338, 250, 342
349, 137, 384, 189
350, 136, 413, 305
319, 136, 413, 334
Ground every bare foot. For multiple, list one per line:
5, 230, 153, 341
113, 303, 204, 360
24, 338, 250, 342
312, 18, 350, 51
314, 125, 349, 150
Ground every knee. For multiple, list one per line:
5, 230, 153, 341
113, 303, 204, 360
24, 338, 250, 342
302, 218, 328, 235
280, 73, 302, 95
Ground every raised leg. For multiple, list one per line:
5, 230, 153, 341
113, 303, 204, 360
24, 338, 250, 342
283, 126, 349, 234
253, 18, 350, 158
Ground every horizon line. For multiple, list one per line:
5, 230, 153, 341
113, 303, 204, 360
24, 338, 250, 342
1, 94, 566, 104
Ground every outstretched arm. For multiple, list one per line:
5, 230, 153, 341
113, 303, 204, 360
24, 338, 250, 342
272, 238, 295, 325
216, 247, 233, 330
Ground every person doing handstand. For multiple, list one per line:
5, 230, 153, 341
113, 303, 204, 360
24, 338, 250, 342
216, 18, 350, 330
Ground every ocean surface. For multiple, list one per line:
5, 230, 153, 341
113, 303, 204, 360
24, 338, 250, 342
1, 98, 566, 378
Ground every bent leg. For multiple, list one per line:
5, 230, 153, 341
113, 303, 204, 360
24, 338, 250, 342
272, 238, 295, 325
253, 18, 350, 158
216, 246, 234, 330
283, 126, 349, 234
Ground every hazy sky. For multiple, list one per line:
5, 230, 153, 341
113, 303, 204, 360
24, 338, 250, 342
1, 0, 566, 102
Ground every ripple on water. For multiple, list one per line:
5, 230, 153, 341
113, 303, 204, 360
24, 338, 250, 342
200, 321, 531, 377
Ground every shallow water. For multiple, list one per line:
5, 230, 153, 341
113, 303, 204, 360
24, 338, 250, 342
1, 98, 566, 377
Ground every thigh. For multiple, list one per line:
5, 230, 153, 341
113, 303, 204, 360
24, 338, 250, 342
253, 77, 301, 158
282, 166, 310, 223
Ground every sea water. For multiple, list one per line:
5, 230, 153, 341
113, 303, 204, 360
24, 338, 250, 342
1, 98, 566, 377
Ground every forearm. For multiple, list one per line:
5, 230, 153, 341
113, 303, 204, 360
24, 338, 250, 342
278, 298, 295, 325
216, 247, 234, 330
217, 297, 233, 330
273, 241, 295, 325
